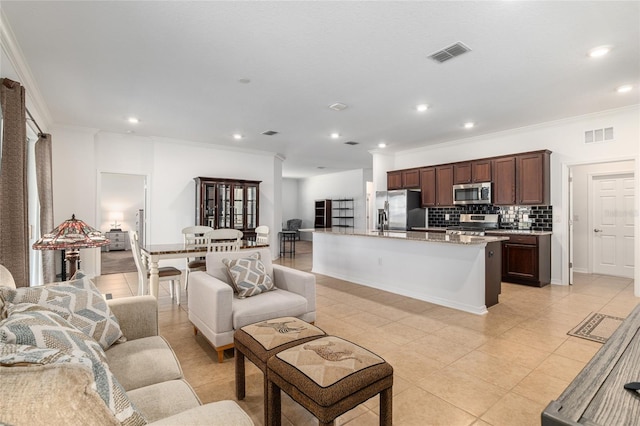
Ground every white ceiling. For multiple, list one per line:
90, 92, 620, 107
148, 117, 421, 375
2, 1, 639, 178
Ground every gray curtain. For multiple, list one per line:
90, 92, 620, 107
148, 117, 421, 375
35, 133, 55, 283
0, 78, 29, 287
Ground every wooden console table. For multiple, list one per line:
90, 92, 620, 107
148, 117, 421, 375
542, 303, 640, 425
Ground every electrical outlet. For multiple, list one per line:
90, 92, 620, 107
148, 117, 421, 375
445, 214, 450, 221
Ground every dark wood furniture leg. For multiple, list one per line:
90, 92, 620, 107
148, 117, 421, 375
235, 349, 245, 400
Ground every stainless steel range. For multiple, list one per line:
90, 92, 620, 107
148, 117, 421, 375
446, 214, 499, 236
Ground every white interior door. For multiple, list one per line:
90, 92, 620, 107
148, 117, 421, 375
592, 173, 635, 277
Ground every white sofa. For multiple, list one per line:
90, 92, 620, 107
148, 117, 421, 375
0, 293, 253, 425
188, 248, 316, 362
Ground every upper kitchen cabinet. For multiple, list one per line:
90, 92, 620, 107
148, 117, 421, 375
454, 160, 492, 184
517, 151, 550, 205
472, 160, 492, 182
388, 169, 420, 189
421, 165, 453, 207
493, 150, 551, 205
436, 165, 454, 206
194, 177, 260, 237
420, 167, 436, 207
402, 168, 421, 189
387, 171, 402, 190
453, 163, 472, 184
493, 156, 517, 205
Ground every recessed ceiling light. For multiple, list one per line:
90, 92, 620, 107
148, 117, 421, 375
378, 143, 387, 148
233, 133, 243, 140
617, 85, 633, 93
329, 103, 348, 111
330, 132, 340, 139
416, 104, 429, 112
238, 78, 251, 84
128, 117, 139, 124
464, 122, 475, 129
317, 166, 326, 169
588, 45, 611, 58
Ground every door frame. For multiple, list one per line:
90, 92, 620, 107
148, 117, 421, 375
588, 170, 635, 276
96, 171, 150, 276
562, 157, 637, 290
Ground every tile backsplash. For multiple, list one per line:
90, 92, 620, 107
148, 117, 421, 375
428, 205, 553, 231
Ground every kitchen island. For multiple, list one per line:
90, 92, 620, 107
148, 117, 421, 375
311, 228, 508, 315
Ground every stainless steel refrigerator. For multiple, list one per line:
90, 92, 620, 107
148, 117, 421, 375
375, 190, 425, 231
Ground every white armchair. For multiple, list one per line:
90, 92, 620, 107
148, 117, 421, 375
187, 248, 316, 363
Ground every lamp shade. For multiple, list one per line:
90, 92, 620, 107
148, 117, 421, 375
32, 214, 109, 250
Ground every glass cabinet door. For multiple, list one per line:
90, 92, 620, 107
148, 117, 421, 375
233, 185, 244, 229
246, 185, 257, 229
205, 183, 216, 227
217, 183, 231, 228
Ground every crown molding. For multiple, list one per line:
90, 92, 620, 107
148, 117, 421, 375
1, 9, 53, 131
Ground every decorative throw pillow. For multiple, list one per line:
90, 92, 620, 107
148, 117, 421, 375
0, 270, 125, 350
0, 342, 94, 370
223, 252, 275, 298
0, 303, 146, 426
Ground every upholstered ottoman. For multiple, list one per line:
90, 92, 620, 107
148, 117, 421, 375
234, 317, 326, 425
266, 336, 393, 426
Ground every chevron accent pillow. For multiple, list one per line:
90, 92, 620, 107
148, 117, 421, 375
0, 271, 124, 350
0, 303, 147, 426
0, 342, 94, 370
223, 253, 275, 298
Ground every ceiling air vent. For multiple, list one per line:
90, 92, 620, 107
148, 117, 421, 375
428, 41, 471, 63
584, 127, 614, 144
344, 141, 359, 146
261, 130, 279, 136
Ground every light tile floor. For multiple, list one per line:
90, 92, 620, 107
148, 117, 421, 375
93, 242, 638, 426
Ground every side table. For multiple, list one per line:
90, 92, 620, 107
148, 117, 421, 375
279, 230, 297, 257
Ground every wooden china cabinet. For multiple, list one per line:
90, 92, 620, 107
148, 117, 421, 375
194, 177, 260, 238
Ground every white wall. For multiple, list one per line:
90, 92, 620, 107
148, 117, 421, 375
281, 178, 300, 228
373, 105, 640, 288
571, 160, 635, 272
52, 127, 282, 277
298, 169, 372, 241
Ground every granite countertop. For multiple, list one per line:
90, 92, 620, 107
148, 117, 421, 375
313, 228, 509, 245
411, 227, 447, 232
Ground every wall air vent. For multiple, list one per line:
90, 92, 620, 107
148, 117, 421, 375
344, 141, 359, 146
428, 41, 472, 63
261, 130, 279, 136
584, 127, 614, 144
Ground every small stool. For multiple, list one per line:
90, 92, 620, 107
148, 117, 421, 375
234, 317, 326, 425
267, 336, 393, 426
279, 231, 297, 257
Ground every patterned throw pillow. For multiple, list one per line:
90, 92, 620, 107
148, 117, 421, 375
0, 342, 94, 369
223, 253, 275, 298
0, 303, 147, 426
0, 271, 125, 350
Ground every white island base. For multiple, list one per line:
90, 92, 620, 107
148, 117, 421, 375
312, 230, 501, 315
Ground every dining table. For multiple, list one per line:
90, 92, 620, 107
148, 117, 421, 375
140, 240, 269, 298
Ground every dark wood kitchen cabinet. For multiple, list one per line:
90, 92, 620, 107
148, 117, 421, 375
419, 167, 436, 207
517, 151, 550, 205
472, 159, 492, 182
454, 160, 493, 184
453, 162, 472, 184
493, 156, 517, 205
420, 165, 454, 207
436, 165, 454, 206
387, 171, 402, 190
402, 168, 421, 188
493, 151, 550, 205
194, 177, 260, 237
388, 169, 420, 189
498, 233, 551, 287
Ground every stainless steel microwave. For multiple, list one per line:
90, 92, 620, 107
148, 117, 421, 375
453, 182, 492, 205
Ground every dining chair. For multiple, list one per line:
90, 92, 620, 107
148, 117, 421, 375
129, 230, 183, 303
182, 226, 215, 291
255, 225, 269, 245
206, 228, 242, 252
